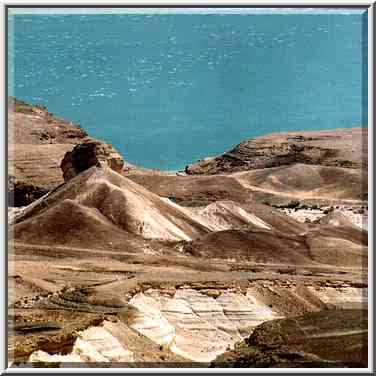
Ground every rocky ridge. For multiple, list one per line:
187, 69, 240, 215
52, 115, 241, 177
185, 128, 367, 175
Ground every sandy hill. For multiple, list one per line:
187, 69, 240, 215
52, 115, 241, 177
128, 173, 252, 207
11, 165, 312, 247
182, 224, 366, 267
232, 163, 367, 201
128, 162, 366, 208
11, 164, 367, 268
11, 165, 214, 244
191, 201, 308, 235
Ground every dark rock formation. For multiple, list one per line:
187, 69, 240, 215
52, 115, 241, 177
60, 139, 124, 181
211, 309, 368, 368
186, 128, 367, 175
8, 177, 49, 207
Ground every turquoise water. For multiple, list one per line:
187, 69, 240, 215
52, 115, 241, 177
8, 10, 368, 170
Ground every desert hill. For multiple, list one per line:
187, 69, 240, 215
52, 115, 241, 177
11, 165, 213, 243
8, 98, 88, 206
182, 226, 366, 267
10, 162, 367, 268
186, 128, 367, 175
191, 201, 308, 235
10, 163, 309, 246
232, 163, 367, 201
129, 162, 367, 207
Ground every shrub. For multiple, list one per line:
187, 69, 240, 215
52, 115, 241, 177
285, 200, 300, 209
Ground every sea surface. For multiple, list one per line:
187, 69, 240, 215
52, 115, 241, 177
8, 10, 368, 170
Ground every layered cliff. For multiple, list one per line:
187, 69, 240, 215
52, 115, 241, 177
186, 128, 367, 175
8, 98, 88, 206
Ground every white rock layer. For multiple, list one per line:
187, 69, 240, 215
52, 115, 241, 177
28, 323, 134, 364
129, 288, 281, 362
307, 286, 367, 309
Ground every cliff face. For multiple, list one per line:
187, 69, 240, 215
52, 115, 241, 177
8, 98, 88, 206
60, 139, 125, 182
185, 128, 367, 175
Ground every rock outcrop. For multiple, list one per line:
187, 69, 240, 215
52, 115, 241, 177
60, 139, 125, 182
8, 177, 48, 207
28, 324, 134, 363
129, 285, 367, 363
211, 309, 368, 367
129, 288, 281, 362
20, 283, 367, 365
8, 98, 88, 206
186, 128, 367, 175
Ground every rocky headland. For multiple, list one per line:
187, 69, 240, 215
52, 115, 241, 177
8, 99, 368, 368
8, 98, 87, 206
185, 128, 367, 174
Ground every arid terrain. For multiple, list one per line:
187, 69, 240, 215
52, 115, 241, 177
8, 100, 368, 368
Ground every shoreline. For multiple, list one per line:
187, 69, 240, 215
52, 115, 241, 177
8, 95, 367, 173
